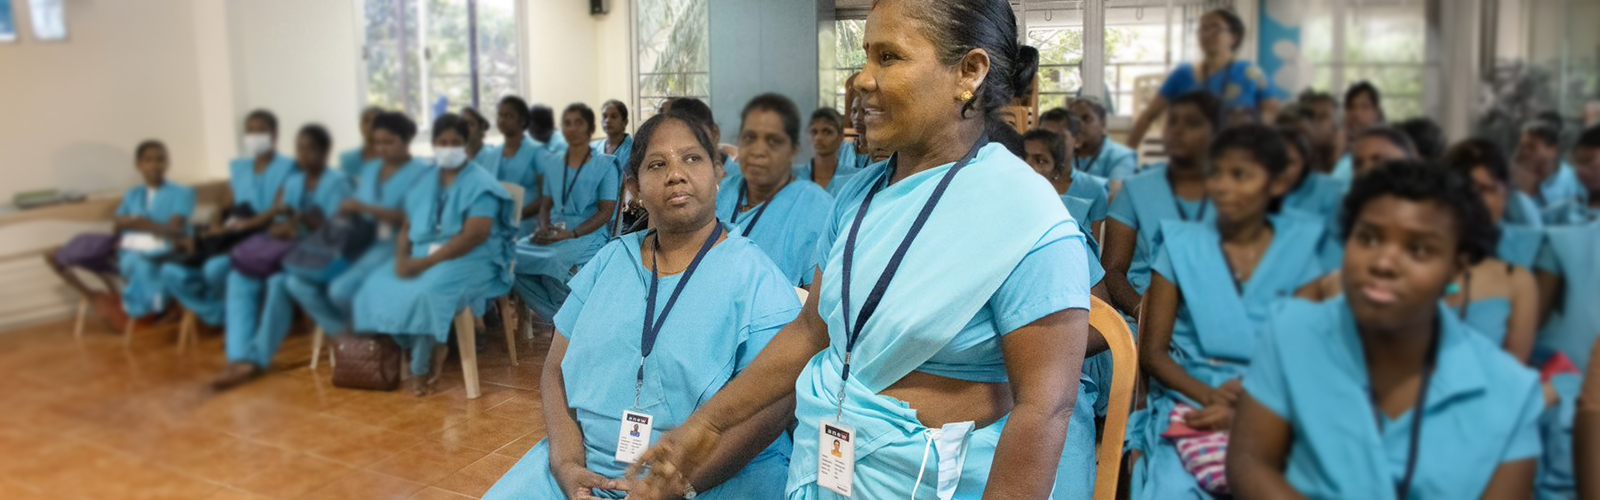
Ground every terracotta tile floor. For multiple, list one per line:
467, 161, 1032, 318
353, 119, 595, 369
0, 316, 551, 499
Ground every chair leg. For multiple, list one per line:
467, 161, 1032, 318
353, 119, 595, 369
454, 310, 480, 399
177, 310, 195, 352
518, 301, 534, 340
123, 317, 136, 346
499, 297, 519, 367
310, 327, 325, 370
73, 297, 88, 340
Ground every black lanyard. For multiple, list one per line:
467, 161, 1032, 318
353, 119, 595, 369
730, 180, 782, 237
1074, 146, 1101, 174
834, 137, 985, 417
635, 223, 724, 403
1370, 323, 1441, 500
1174, 194, 1209, 222
606, 134, 629, 155
562, 150, 593, 206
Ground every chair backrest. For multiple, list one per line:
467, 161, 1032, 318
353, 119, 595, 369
500, 182, 524, 275
1090, 294, 1137, 500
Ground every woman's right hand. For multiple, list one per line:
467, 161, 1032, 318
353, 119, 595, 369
553, 462, 618, 500
626, 417, 723, 499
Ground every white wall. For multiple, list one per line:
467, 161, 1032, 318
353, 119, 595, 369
224, 0, 363, 164
523, 0, 633, 137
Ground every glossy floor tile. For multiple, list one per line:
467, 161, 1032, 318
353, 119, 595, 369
0, 316, 551, 499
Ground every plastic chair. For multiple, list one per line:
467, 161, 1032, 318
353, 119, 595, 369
455, 182, 525, 399
1090, 294, 1138, 500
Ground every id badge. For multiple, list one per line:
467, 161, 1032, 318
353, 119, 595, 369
378, 223, 394, 241
427, 243, 442, 256
614, 410, 653, 464
817, 420, 855, 497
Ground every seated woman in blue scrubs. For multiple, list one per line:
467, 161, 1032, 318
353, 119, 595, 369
161, 109, 296, 328
1127, 9, 1280, 154
1102, 91, 1221, 319
1533, 125, 1600, 370
484, 111, 800, 500
214, 125, 353, 389
1348, 126, 1418, 180
336, 105, 383, 177
1228, 164, 1543, 499
628, 1, 1096, 498
592, 99, 634, 176
1438, 139, 1542, 362
1275, 125, 1347, 220
283, 112, 432, 343
1128, 124, 1330, 499
716, 93, 833, 287
1022, 127, 1108, 253
352, 113, 515, 395
461, 106, 490, 164
514, 103, 620, 322
478, 96, 542, 221
796, 107, 860, 194
49, 140, 196, 327
1329, 81, 1389, 180
1067, 97, 1138, 192
1515, 116, 1585, 223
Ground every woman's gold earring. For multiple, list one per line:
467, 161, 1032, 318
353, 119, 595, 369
959, 90, 975, 102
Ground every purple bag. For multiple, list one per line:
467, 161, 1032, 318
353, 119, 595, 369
56, 233, 119, 274
229, 233, 297, 279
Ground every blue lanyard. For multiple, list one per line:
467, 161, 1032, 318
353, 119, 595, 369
729, 180, 782, 237
833, 137, 986, 418
636, 223, 724, 404
562, 150, 593, 207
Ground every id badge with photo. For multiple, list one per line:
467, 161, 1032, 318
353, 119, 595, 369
614, 410, 654, 464
817, 420, 855, 497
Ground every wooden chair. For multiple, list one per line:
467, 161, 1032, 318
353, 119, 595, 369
456, 182, 526, 399
1090, 295, 1138, 500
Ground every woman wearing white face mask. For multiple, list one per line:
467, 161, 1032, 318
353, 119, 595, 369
350, 114, 519, 395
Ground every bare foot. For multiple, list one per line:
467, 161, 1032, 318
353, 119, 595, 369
426, 345, 449, 387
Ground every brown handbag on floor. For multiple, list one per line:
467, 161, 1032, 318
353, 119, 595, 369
330, 335, 401, 391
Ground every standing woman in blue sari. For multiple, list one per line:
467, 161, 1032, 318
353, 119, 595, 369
1126, 9, 1280, 152
337, 106, 384, 177
1228, 165, 1542, 499
214, 125, 353, 389
352, 114, 515, 395
160, 109, 296, 328
629, 1, 1093, 498
514, 103, 621, 322
282, 112, 431, 340
1102, 91, 1221, 320
716, 93, 834, 287
1128, 124, 1332, 499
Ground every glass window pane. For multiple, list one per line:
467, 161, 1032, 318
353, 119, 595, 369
636, 0, 709, 125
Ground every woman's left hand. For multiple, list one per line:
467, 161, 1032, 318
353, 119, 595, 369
1185, 402, 1236, 431
395, 256, 432, 278
625, 418, 721, 500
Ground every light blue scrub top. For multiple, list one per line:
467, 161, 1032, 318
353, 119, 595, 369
1107, 163, 1215, 295
1074, 140, 1139, 182
591, 134, 634, 178
228, 153, 298, 212
1536, 162, 1586, 221
540, 149, 621, 230
1505, 190, 1546, 228
1534, 218, 1600, 370
336, 147, 374, 178
478, 136, 542, 204
1157, 60, 1281, 114
1283, 172, 1348, 222
1543, 191, 1597, 226
355, 158, 434, 240
556, 231, 799, 480
115, 183, 197, 238
1245, 298, 1544, 499
796, 144, 871, 196
1331, 152, 1354, 181
281, 170, 355, 225
716, 175, 833, 287
1498, 224, 1544, 270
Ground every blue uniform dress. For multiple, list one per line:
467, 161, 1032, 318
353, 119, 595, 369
796, 146, 871, 196
1062, 169, 1110, 256
483, 231, 800, 500
715, 175, 834, 287
1543, 191, 1596, 227
1244, 297, 1544, 499
788, 143, 1097, 500
512, 150, 621, 320
1536, 162, 1586, 224
224, 170, 353, 369
1074, 140, 1139, 183
1330, 153, 1354, 182
1107, 164, 1215, 296
1282, 172, 1348, 222
352, 165, 516, 375
478, 135, 542, 214
1157, 60, 1280, 116
1505, 190, 1547, 228
1126, 216, 1329, 500
160, 153, 296, 326
591, 134, 634, 177
336, 147, 376, 178
115, 183, 197, 318
283, 159, 432, 335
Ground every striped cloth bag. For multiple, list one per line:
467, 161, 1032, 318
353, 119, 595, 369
1164, 403, 1231, 495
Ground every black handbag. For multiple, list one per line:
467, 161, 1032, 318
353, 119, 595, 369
156, 204, 262, 268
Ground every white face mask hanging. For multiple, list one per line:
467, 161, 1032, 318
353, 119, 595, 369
435, 147, 468, 169
241, 133, 273, 157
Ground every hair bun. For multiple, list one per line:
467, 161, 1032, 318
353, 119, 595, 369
1011, 45, 1040, 101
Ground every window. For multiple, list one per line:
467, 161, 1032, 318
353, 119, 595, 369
1302, 0, 1429, 120
1023, 2, 1212, 118
360, 0, 522, 130
635, 0, 709, 124
826, 19, 866, 113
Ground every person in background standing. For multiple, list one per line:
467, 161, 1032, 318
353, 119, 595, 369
1126, 8, 1280, 158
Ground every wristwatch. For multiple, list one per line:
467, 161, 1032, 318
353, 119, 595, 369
682, 484, 697, 499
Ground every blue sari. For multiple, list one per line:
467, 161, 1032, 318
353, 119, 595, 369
715, 175, 834, 287
115, 183, 197, 318
1106, 164, 1214, 296
1157, 60, 1280, 115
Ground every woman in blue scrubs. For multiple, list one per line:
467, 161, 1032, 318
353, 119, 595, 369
1127, 9, 1280, 153
1533, 125, 1600, 370
1349, 126, 1418, 180
1276, 126, 1347, 221
1329, 82, 1389, 180
592, 99, 634, 176
1128, 124, 1330, 499
282, 112, 432, 340
484, 111, 799, 500
1022, 127, 1108, 254
629, 1, 1094, 498
100, 141, 195, 322
513, 103, 620, 322
214, 125, 353, 389
796, 107, 861, 194
1102, 91, 1220, 319
160, 110, 296, 328
336, 106, 383, 177
352, 113, 515, 395
461, 106, 490, 164
716, 94, 833, 287
1438, 139, 1542, 362
1069, 97, 1139, 192
1515, 117, 1585, 223
1228, 164, 1542, 499
478, 96, 542, 223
